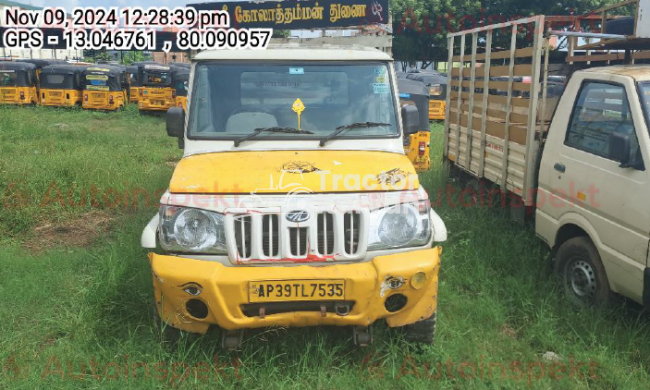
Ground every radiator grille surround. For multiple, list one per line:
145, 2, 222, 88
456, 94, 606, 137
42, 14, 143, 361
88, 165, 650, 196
226, 207, 368, 263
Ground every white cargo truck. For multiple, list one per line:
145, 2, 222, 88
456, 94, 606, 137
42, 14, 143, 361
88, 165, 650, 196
443, 0, 650, 306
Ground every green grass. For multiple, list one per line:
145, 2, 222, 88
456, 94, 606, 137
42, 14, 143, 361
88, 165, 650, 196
1, 106, 650, 389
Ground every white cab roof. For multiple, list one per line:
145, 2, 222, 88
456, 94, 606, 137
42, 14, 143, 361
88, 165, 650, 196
193, 44, 392, 62
580, 65, 650, 82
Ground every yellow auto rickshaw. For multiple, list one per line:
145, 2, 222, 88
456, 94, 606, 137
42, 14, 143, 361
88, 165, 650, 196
137, 63, 176, 113
0, 62, 38, 105
126, 65, 141, 103
398, 78, 431, 172
15, 59, 65, 79
82, 66, 128, 111
15, 59, 66, 104
406, 71, 447, 121
39, 65, 85, 107
173, 67, 189, 111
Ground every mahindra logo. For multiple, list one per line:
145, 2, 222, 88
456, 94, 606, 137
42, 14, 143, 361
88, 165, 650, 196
286, 210, 310, 223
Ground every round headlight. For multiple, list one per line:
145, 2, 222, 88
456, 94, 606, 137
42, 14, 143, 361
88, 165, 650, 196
173, 209, 219, 251
378, 204, 419, 248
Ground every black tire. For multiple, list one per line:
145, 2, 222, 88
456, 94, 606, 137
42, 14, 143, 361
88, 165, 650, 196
555, 237, 615, 307
605, 17, 635, 36
402, 312, 437, 344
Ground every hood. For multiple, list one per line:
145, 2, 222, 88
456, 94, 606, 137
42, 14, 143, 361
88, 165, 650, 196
169, 150, 419, 194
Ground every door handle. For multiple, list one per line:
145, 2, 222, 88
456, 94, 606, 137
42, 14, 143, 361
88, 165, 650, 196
554, 163, 566, 173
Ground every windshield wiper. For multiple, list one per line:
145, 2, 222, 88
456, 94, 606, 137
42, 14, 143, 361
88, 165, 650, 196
319, 122, 390, 147
233, 127, 313, 147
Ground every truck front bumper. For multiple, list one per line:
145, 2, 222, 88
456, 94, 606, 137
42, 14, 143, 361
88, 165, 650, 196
150, 247, 441, 333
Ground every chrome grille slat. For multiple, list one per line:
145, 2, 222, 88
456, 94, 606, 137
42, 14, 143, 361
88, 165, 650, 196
289, 227, 308, 256
234, 215, 252, 258
349, 212, 354, 254
262, 215, 280, 257
344, 212, 361, 255
317, 213, 335, 255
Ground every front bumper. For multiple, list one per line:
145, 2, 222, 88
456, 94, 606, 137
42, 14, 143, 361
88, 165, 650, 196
150, 247, 441, 333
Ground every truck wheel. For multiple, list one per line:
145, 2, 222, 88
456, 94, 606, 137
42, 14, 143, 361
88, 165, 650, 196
555, 237, 614, 306
402, 312, 437, 344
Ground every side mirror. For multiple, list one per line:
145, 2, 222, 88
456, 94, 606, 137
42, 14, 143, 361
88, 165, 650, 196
401, 104, 420, 135
609, 132, 631, 167
166, 107, 185, 138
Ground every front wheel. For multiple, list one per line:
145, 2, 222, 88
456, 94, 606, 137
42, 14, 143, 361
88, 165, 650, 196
401, 312, 437, 344
555, 237, 614, 307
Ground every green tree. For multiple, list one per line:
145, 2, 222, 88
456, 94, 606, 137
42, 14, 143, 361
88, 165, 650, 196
391, 0, 621, 66
123, 51, 150, 65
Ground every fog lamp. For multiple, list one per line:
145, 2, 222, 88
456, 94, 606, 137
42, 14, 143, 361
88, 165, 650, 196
411, 272, 427, 289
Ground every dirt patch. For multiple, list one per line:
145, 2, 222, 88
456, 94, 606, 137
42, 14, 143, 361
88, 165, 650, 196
24, 210, 115, 253
165, 157, 178, 168
500, 324, 518, 339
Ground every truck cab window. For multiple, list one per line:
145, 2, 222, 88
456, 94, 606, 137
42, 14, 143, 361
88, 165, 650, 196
565, 81, 642, 166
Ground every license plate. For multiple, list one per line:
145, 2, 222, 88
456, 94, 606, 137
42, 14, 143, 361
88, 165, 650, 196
249, 279, 345, 303
92, 93, 102, 98
1, 89, 13, 95
50, 92, 62, 96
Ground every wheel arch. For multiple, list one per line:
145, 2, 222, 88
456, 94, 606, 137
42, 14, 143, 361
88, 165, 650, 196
552, 213, 602, 254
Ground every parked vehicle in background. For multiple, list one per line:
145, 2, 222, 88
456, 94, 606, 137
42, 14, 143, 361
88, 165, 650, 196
443, 0, 650, 307
15, 59, 66, 104
173, 66, 190, 111
141, 44, 447, 349
398, 78, 431, 171
82, 65, 129, 111
126, 65, 140, 103
0, 62, 38, 105
15, 59, 65, 80
39, 65, 85, 107
168, 62, 191, 69
407, 72, 448, 120
128, 61, 160, 104
137, 63, 176, 113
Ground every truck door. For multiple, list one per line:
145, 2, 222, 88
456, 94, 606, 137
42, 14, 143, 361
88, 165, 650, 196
541, 75, 650, 301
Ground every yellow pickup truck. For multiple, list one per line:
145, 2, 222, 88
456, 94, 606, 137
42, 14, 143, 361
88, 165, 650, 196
141, 44, 447, 349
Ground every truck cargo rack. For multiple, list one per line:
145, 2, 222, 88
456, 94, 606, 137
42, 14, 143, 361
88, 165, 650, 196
444, 16, 549, 206
444, 0, 650, 207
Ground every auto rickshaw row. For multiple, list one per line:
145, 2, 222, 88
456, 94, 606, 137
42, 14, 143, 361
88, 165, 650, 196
0, 60, 190, 112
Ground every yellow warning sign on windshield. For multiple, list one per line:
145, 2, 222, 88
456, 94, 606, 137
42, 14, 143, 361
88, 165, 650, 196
292, 98, 305, 131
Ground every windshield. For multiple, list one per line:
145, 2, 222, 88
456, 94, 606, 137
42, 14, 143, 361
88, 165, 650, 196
143, 71, 171, 86
0, 71, 18, 86
641, 82, 650, 127
41, 73, 75, 89
188, 62, 399, 140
